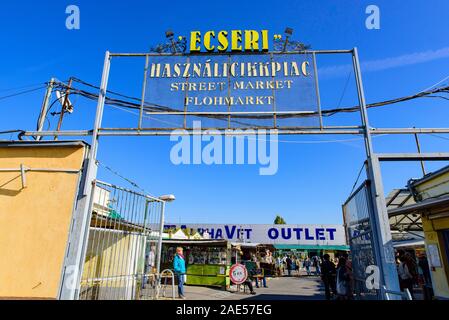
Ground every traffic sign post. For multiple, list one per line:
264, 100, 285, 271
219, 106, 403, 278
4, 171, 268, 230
230, 264, 248, 285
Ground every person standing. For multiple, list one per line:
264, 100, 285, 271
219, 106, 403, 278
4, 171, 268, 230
398, 255, 414, 299
320, 254, 336, 300
313, 256, 321, 275
275, 256, 282, 277
251, 253, 258, 262
342, 253, 353, 298
142, 245, 156, 289
418, 254, 433, 300
264, 250, 274, 264
173, 247, 187, 299
254, 262, 268, 288
286, 256, 293, 276
335, 257, 351, 300
295, 257, 302, 276
304, 257, 312, 276
404, 252, 418, 286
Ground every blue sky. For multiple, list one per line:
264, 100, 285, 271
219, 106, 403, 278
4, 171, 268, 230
1, 0, 449, 225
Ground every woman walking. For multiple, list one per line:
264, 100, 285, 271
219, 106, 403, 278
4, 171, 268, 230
335, 257, 351, 300
173, 247, 187, 299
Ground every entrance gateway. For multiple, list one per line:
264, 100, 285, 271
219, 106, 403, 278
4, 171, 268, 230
25, 28, 449, 300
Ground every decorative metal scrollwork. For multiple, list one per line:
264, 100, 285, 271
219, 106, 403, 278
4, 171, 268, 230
273, 36, 311, 52
149, 36, 187, 54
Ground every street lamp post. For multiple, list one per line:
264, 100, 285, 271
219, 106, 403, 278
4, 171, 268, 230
154, 194, 176, 298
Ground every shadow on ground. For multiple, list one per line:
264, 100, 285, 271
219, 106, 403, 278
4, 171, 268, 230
242, 293, 325, 301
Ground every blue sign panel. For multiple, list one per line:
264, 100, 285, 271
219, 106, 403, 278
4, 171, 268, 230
143, 53, 320, 129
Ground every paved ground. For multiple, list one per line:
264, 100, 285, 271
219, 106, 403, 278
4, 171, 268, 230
180, 276, 326, 301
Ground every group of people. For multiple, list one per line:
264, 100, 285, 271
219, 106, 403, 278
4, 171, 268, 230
320, 253, 354, 300
276, 255, 323, 277
172, 246, 356, 301
275, 252, 354, 300
396, 250, 432, 300
169, 246, 434, 300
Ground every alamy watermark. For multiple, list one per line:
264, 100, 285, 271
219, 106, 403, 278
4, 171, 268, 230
169, 121, 279, 176
366, 5, 381, 30
66, 5, 80, 30
365, 265, 380, 290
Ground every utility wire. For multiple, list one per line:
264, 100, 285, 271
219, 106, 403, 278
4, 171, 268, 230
0, 85, 46, 102
422, 75, 449, 92
349, 162, 367, 195
429, 133, 449, 141
0, 129, 25, 136
96, 160, 148, 195
336, 70, 353, 109
55, 79, 449, 121
0, 83, 46, 93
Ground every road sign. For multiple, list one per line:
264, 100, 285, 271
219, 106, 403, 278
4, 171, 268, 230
230, 264, 248, 285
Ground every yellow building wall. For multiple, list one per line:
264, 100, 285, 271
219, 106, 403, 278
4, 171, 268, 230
422, 215, 449, 299
0, 144, 86, 299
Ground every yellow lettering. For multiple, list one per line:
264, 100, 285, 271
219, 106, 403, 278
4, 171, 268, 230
261, 30, 269, 52
190, 31, 201, 52
217, 31, 229, 52
204, 31, 215, 52
231, 30, 243, 52
244, 30, 259, 51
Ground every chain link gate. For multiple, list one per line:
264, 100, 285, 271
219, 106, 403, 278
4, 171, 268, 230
343, 181, 381, 300
78, 180, 165, 300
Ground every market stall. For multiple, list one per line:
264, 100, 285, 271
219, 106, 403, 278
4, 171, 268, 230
234, 243, 277, 277
161, 239, 234, 288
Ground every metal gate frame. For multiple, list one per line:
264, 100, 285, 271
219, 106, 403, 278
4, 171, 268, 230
77, 180, 165, 300
343, 180, 381, 299
25, 48, 449, 300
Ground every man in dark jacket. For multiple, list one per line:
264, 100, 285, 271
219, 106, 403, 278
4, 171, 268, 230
286, 256, 293, 276
320, 254, 336, 300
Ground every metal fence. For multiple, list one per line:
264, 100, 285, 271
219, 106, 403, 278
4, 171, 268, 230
79, 180, 165, 300
343, 181, 380, 300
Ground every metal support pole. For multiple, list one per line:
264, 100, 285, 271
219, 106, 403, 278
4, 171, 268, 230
36, 78, 55, 141
58, 52, 111, 300
55, 78, 73, 141
352, 47, 401, 300
413, 129, 426, 176
312, 53, 323, 129
20, 164, 27, 189
138, 55, 149, 129
156, 201, 166, 278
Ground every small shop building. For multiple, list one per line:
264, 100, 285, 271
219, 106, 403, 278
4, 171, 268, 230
387, 165, 449, 299
160, 239, 234, 288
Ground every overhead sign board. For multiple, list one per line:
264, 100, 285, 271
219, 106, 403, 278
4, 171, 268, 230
164, 224, 347, 247
142, 29, 321, 130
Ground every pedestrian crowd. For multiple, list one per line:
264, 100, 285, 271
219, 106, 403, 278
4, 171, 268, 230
171, 246, 433, 300
396, 250, 433, 300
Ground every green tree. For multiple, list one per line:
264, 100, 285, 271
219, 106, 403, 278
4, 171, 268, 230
274, 215, 287, 225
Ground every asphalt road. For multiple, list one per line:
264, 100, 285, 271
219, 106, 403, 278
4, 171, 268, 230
180, 276, 326, 301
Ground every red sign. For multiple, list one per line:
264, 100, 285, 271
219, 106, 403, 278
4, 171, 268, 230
229, 264, 248, 285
